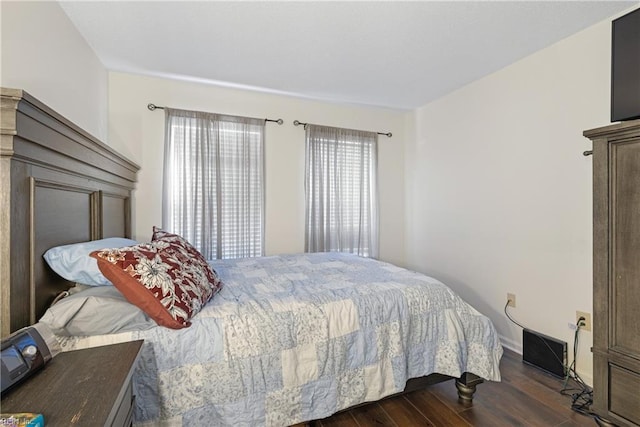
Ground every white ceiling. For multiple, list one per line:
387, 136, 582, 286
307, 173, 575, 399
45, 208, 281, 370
59, 1, 636, 110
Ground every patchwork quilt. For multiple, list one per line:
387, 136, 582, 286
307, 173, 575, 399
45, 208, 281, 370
56, 252, 503, 426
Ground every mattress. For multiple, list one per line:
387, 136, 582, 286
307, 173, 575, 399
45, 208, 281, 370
54, 252, 503, 426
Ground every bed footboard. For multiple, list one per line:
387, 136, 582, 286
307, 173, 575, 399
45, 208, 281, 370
455, 372, 484, 404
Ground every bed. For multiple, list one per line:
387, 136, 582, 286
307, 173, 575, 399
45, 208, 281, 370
1, 88, 502, 426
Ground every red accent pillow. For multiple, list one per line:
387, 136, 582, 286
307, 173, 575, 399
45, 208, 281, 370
90, 238, 222, 329
152, 226, 194, 246
151, 226, 223, 300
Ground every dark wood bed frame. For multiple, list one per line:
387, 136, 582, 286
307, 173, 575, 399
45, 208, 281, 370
0, 87, 139, 337
0, 87, 483, 407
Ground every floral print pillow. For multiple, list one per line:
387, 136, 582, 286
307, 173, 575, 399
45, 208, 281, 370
151, 226, 181, 243
151, 226, 224, 294
90, 235, 222, 329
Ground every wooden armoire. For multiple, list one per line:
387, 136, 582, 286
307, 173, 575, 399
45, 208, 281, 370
584, 119, 640, 427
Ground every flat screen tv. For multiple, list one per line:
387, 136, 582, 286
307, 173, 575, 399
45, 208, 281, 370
611, 7, 640, 122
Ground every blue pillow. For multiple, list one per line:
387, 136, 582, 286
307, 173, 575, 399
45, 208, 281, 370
43, 238, 137, 286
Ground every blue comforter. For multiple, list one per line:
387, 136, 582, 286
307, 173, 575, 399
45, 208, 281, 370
58, 253, 502, 426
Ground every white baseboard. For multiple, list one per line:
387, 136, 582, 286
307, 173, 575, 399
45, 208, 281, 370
498, 334, 521, 355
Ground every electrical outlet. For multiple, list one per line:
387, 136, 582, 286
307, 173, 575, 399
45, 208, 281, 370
507, 293, 516, 308
576, 311, 592, 332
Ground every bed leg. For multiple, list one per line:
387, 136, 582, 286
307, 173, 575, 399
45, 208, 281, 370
455, 372, 483, 405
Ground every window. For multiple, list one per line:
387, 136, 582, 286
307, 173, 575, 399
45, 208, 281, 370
163, 108, 264, 259
304, 124, 378, 257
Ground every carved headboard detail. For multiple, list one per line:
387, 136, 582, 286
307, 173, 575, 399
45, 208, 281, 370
0, 88, 139, 337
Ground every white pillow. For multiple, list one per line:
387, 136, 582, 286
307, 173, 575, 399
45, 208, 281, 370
39, 286, 157, 336
43, 238, 137, 286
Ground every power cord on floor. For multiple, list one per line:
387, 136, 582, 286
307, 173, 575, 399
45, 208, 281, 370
560, 320, 596, 418
504, 301, 598, 420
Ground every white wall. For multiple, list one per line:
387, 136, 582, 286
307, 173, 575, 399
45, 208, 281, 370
4, 0, 621, 384
108, 72, 406, 265
405, 17, 620, 383
0, 1, 108, 141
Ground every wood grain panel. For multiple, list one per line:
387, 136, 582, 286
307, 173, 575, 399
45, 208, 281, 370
6, 160, 31, 333
0, 156, 10, 332
318, 411, 359, 427
11, 89, 138, 183
590, 133, 611, 416
612, 140, 640, 355
32, 179, 95, 322
610, 364, 640, 425
350, 403, 398, 426
1, 341, 143, 426
405, 390, 471, 426
102, 192, 130, 238
378, 397, 436, 426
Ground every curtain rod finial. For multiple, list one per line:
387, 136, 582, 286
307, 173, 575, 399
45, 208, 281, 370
147, 103, 157, 111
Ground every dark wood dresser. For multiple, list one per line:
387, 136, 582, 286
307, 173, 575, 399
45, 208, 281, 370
1, 340, 143, 426
584, 119, 640, 427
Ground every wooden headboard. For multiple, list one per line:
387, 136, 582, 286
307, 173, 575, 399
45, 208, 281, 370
0, 88, 140, 337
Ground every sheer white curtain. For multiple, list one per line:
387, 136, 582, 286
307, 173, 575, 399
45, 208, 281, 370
162, 108, 265, 259
304, 124, 379, 258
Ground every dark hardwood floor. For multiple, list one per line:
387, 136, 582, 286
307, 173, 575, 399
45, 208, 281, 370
302, 349, 597, 427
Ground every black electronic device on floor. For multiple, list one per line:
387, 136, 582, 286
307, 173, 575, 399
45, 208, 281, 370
522, 328, 567, 378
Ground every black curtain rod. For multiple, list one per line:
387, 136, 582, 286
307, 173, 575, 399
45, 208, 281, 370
147, 103, 283, 125
293, 120, 392, 137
